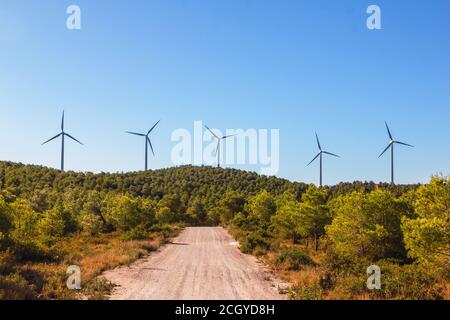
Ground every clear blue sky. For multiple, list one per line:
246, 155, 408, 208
0, 0, 449, 185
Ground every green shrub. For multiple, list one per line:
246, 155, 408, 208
239, 231, 270, 254
104, 195, 142, 231
332, 261, 445, 300
231, 213, 247, 228
0, 250, 15, 275
156, 206, 176, 225
11, 241, 61, 263
79, 212, 104, 236
0, 272, 37, 300
318, 272, 334, 291
289, 283, 323, 300
369, 262, 444, 300
335, 275, 367, 299
274, 247, 314, 270
322, 246, 369, 276
120, 225, 149, 241
0, 196, 12, 249
38, 207, 67, 244
148, 223, 163, 233
83, 278, 115, 300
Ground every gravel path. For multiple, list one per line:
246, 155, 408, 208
102, 227, 286, 300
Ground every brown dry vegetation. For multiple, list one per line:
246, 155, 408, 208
253, 239, 450, 300
0, 227, 181, 300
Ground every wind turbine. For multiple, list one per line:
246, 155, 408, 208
307, 132, 340, 187
378, 121, 413, 184
204, 125, 236, 168
42, 111, 83, 171
126, 120, 160, 171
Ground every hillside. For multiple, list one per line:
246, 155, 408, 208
2, 161, 445, 300
0, 161, 418, 206
0, 161, 305, 201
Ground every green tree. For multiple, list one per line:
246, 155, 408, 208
247, 190, 276, 224
218, 192, 246, 223
38, 206, 66, 243
9, 199, 39, 243
187, 199, 207, 225
0, 196, 12, 248
326, 189, 406, 262
158, 194, 185, 222
82, 191, 107, 224
79, 211, 104, 236
207, 207, 221, 226
298, 185, 331, 251
402, 177, 450, 275
138, 198, 157, 227
104, 195, 141, 231
271, 191, 303, 243
156, 206, 176, 224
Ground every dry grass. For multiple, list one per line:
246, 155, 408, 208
256, 239, 450, 300
444, 283, 450, 300
1, 227, 181, 300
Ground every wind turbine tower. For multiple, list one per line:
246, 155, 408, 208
42, 111, 83, 171
126, 120, 160, 171
204, 125, 236, 168
379, 121, 413, 184
307, 132, 340, 187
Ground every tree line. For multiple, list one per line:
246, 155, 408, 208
0, 160, 447, 299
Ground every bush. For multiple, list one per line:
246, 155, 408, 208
8, 199, 39, 243
104, 195, 141, 231
38, 207, 67, 244
369, 262, 445, 300
290, 283, 323, 300
330, 261, 445, 300
402, 177, 450, 276
156, 206, 176, 225
11, 241, 61, 263
0, 272, 37, 300
0, 196, 12, 248
231, 213, 260, 231
0, 250, 15, 275
322, 246, 369, 276
148, 223, 173, 237
239, 231, 270, 254
120, 225, 149, 241
326, 190, 407, 262
274, 247, 314, 270
83, 278, 115, 300
79, 212, 104, 236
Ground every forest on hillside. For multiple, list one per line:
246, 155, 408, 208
0, 160, 448, 299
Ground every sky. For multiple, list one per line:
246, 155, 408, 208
0, 0, 449, 185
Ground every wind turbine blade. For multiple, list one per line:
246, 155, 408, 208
61, 110, 65, 131
222, 134, 236, 139
204, 125, 219, 139
215, 140, 220, 156
378, 143, 392, 158
148, 120, 161, 135
65, 133, 83, 145
42, 133, 62, 145
323, 151, 340, 158
385, 121, 393, 140
395, 141, 414, 148
147, 137, 155, 156
126, 131, 146, 137
307, 153, 321, 166
315, 132, 322, 151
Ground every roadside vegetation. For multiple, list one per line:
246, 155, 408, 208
228, 178, 449, 300
0, 161, 448, 300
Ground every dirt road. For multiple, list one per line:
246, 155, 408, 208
102, 227, 286, 300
